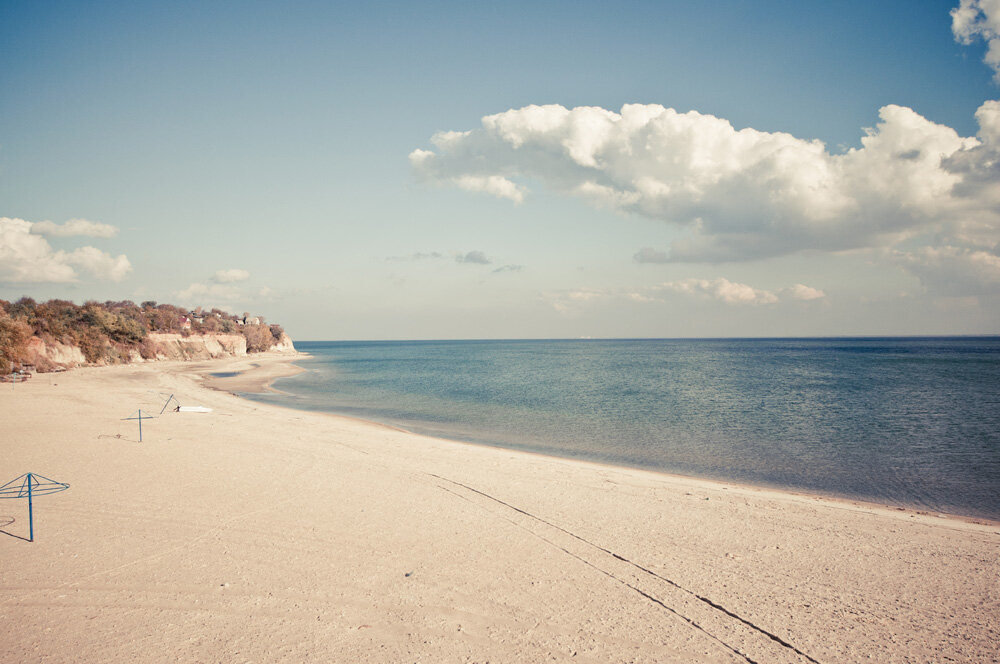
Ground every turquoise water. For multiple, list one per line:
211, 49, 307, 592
246, 338, 1000, 520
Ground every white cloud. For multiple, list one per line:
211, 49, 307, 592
411, 101, 998, 264
453, 175, 526, 203
661, 278, 779, 305
0, 217, 131, 283
409, 146, 527, 203
953, 0, 1000, 80
64, 246, 132, 281
30, 218, 118, 238
783, 284, 827, 301
212, 268, 251, 283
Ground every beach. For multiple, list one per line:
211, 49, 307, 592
1, 356, 998, 663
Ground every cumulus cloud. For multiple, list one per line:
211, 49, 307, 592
410, 141, 527, 203
0, 217, 131, 283
64, 246, 132, 281
455, 250, 492, 264
661, 278, 779, 305
492, 264, 523, 273
411, 101, 999, 264
30, 218, 119, 238
941, 101, 1000, 248
212, 268, 251, 283
953, 0, 1000, 80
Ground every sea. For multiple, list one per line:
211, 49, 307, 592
242, 337, 1000, 521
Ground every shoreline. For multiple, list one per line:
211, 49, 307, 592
194, 352, 308, 394
3, 357, 998, 662
200, 354, 1000, 527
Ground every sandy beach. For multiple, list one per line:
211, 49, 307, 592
1, 355, 998, 663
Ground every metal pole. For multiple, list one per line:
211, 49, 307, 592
28, 473, 34, 542
138, 411, 143, 442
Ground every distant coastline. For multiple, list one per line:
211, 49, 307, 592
0, 298, 294, 375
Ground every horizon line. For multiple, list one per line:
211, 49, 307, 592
294, 334, 1000, 343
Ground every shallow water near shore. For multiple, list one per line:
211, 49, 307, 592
245, 337, 1000, 520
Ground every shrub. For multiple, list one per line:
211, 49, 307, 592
242, 324, 274, 353
138, 337, 160, 360
0, 317, 33, 373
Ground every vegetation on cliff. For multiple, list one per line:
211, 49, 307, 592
0, 298, 287, 373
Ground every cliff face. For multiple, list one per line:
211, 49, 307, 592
24, 332, 295, 371
272, 332, 295, 353
26, 337, 87, 369
145, 333, 248, 361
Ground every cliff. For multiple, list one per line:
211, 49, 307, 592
22, 332, 295, 371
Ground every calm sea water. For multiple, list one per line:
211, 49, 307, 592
245, 338, 1000, 520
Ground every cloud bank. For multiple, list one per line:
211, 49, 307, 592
0, 217, 131, 283
543, 278, 824, 313
890, 246, 1000, 295
412, 102, 998, 262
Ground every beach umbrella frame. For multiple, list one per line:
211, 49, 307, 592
122, 409, 155, 441
0, 473, 70, 542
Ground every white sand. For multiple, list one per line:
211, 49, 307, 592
1, 355, 997, 663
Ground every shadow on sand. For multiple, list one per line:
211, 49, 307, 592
0, 515, 30, 542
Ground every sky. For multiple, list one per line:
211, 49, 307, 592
1, 0, 999, 340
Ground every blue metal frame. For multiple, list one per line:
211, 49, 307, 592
0, 473, 70, 542
159, 393, 180, 414
122, 409, 155, 442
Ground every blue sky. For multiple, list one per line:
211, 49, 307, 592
1, 1, 998, 339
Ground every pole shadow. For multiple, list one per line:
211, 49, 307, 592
97, 434, 141, 443
0, 516, 30, 542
